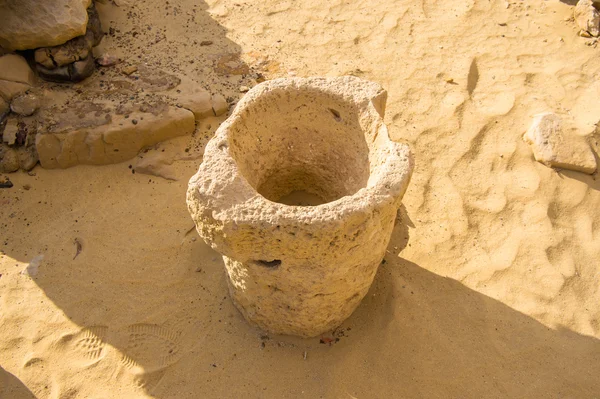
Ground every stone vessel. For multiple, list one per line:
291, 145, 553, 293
187, 77, 414, 337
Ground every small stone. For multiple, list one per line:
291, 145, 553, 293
10, 93, 39, 116
200, 41, 213, 46
97, 53, 119, 67
239, 86, 250, 93
36, 106, 195, 169
131, 119, 138, 125
2, 118, 18, 145
574, 0, 600, 37
0, 175, 13, 188
523, 112, 597, 174
0, 144, 19, 173
122, 65, 138, 75
37, 55, 95, 83
34, 48, 55, 69
211, 94, 228, 116
0, 54, 35, 84
579, 29, 593, 37
0, 80, 30, 102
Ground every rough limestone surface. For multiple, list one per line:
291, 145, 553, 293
187, 77, 414, 337
36, 105, 195, 168
575, 0, 600, 37
0, 0, 92, 50
524, 112, 597, 174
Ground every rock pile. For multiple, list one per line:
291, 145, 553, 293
0, 54, 38, 173
0, 1, 104, 82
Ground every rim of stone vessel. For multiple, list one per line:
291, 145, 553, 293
189, 76, 414, 224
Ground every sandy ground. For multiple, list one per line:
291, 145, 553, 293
2, 0, 600, 397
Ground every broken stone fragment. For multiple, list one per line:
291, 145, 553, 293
0, 0, 92, 50
523, 112, 597, 174
575, 0, 600, 37
0, 144, 19, 173
211, 94, 228, 116
2, 117, 18, 145
121, 65, 138, 75
10, 93, 39, 116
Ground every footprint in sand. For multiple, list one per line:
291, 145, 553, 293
54, 326, 108, 368
120, 324, 183, 390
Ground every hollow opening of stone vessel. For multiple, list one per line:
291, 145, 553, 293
228, 87, 371, 206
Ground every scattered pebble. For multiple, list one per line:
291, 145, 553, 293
0, 176, 13, 188
96, 53, 119, 66
122, 65, 138, 75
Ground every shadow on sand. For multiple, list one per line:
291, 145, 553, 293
0, 367, 36, 399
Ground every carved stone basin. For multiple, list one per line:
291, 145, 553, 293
187, 76, 414, 337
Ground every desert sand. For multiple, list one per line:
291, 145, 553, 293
2, 0, 600, 398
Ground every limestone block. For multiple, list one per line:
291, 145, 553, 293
36, 106, 195, 168
524, 112, 597, 174
187, 77, 414, 337
0, 0, 92, 50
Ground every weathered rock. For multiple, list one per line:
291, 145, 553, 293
35, 34, 93, 69
187, 77, 414, 337
16, 146, 38, 171
10, 93, 39, 116
96, 53, 119, 67
33, 3, 102, 83
121, 65, 138, 75
36, 55, 95, 83
575, 0, 600, 37
179, 90, 214, 120
0, 81, 30, 102
211, 94, 228, 116
524, 112, 597, 174
36, 105, 195, 168
0, 54, 36, 85
0, 0, 92, 51
2, 117, 18, 145
0, 144, 19, 173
